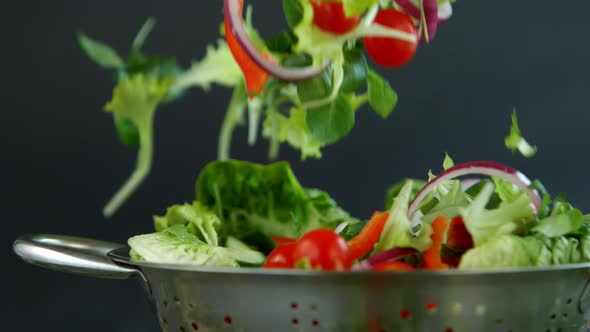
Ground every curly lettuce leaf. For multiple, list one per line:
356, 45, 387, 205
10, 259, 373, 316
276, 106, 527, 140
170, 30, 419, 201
460, 183, 534, 246
374, 181, 433, 253
505, 111, 537, 158
153, 202, 221, 246
102, 74, 172, 217
384, 178, 426, 210
532, 208, 584, 238
422, 180, 471, 224
173, 40, 243, 92
459, 234, 533, 269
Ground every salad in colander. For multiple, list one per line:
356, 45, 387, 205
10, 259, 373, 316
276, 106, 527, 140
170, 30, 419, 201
77, 0, 590, 271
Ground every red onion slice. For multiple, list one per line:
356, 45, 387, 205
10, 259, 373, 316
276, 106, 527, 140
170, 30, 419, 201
408, 161, 543, 218
395, 0, 450, 25
420, 0, 439, 42
224, 0, 329, 81
394, 0, 421, 20
352, 248, 417, 271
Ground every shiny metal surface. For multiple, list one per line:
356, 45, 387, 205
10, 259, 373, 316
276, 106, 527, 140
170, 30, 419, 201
14, 234, 590, 331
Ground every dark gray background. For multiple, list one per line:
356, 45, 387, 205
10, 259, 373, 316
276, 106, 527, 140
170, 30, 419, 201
3, 0, 590, 331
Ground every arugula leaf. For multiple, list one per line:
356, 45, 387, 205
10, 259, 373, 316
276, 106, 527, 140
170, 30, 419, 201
505, 110, 537, 158
77, 32, 124, 69
282, 0, 304, 29
102, 74, 172, 217
306, 95, 355, 144
367, 69, 398, 119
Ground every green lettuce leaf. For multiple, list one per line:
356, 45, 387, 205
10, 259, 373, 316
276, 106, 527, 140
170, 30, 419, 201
153, 202, 221, 246
367, 69, 398, 119
384, 178, 426, 210
77, 32, 125, 69
374, 181, 433, 253
128, 225, 239, 267
460, 183, 534, 246
459, 234, 533, 269
102, 74, 172, 217
342, 0, 379, 17
505, 111, 537, 158
195, 160, 357, 252
421, 180, 471, 225
532, 208, 584, 238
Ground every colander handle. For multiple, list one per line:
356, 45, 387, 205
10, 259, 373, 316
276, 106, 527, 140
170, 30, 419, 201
13, 234, 138, 279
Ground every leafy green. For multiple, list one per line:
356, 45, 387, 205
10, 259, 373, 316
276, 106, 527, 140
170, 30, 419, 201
195, 160, 357, 252
265, 31, 298, 54
367, 69, 398, 119
218, 83, 249, 161
77, 32, 125, 69
505, 111, 537, 158
374, 181, 433, 253
282, 0, 304, 29
341, 47, 368, 94
102, 74, 172, 217
128, 225, 239, 267
306, 95, 355, 144
173, 40, 243, 92
113, 115, 140, 147
460, 183, 534, 246
342, 0, 379, 17
153, 202, 221, 246
384, 178, 426, 210
459, 234, 533, 269
422, 180, 471, 224
532, 208, 584, 238
131, 17, 156, 50
443, 152, 455, 170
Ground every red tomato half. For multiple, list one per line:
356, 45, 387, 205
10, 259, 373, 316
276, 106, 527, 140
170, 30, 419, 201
363, 9, 418, 68
293, 229, 350, 270
263, 243, 297, 269
310, 1, 360, 35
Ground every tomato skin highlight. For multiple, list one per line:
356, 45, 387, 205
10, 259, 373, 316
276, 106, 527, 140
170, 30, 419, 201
363, 9, 418, 68
293, 229, 350, 270
263, 242, 297, 268
310, 1, 361, 35
422, 216, 451, 270
347, 211, 389, 262
224, 0, 271, 97
371, 260, 415, 271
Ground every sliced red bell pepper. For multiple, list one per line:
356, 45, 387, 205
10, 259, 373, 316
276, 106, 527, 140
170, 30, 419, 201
371, 260, 415, 271
422, 216, 450, 270
224, 0, 271, 97
446, 216, 473, 251
347, 211, 389, 262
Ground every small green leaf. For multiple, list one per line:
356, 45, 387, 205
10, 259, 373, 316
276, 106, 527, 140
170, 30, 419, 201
297, 68, 333, 103
341, 47, 368, 94
342, 0, 379, 17
113, 115, 140, 147
132, 17, 156, 50
265, 31, 298, 53
77, 32, 125, 69
306, 95, 355, 144
282, 0, 304, 29
367, 69, 398, 119
443, 152, 455, 170
505, 110, 537, 158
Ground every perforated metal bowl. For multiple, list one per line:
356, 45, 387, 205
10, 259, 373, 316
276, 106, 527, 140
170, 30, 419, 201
13, 234, 590, 332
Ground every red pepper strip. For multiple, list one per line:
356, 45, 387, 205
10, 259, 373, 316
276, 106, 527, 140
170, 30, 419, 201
271, 236, 297, 246
446, 216, 474, 251
422, 216, 450, 270
347, 211, 389, 262
371, 261, 415, 271
224, 0, 272, 97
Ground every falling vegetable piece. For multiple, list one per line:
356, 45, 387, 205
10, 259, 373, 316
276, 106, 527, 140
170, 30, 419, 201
408, 161, 543, 218
504, 110, 537, 158
102, 75, 172, 217
310, 1, 361, 35
418, 0, 438, 42
224, 0, 330, 81
422, 216, 450, 270
347, 211, 389, 262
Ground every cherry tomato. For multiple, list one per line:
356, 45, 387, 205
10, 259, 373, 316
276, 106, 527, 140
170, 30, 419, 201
371, 261, 415, 271
263, 243, 297, 269
363, 9, 418, 68
293, 229, 350, 270
310, 1, 361, 35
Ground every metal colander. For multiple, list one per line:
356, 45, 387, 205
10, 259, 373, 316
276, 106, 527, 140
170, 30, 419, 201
13, 234, 590, 332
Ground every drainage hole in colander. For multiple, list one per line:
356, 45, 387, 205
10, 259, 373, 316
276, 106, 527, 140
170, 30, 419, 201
495, 318, 504, 325
550, 313, 557, 320
567, 298, 573, 304
312, 320, 320, 327
224, 316, 233, 325
400, 309, 411, 319
179, 326, 186, 332
310, 304, 318, 312
163, 300, 169, 309
444, 328, 453, 332
291, 318, 299, 325
187, 303, 194, 308
291, 302, 298, 310
191, 322, 199, 331
425, 302, 438, 312
162, 317, 168, 326
174, 296, 180, 304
